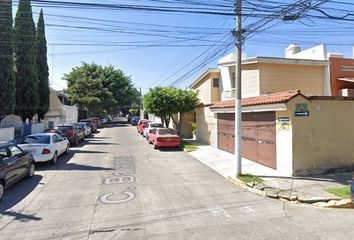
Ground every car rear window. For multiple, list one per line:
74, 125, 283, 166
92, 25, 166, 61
158, 129, 175, 135
54, 126, 73, 131
22, 135, 50, 144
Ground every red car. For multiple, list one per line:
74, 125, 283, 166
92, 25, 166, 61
137, 119, 151, 134
148, 128, 181, 149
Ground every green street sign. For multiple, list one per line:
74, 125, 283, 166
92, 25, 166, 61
295, 103, 308, 112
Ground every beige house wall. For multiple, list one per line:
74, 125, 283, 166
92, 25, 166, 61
242, 63, 260, 98
259, 63, 324, 96
290, 98, 354, 175
210, 72, 221, 102
196, 107, 217, 145
195, 79, 212, 104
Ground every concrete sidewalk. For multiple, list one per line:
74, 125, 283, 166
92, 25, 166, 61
188, 142, 353, 202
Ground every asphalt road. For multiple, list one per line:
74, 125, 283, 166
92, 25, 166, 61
0, 119, 353, 240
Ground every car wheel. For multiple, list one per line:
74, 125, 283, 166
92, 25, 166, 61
50, 152, 58, 165
0, 181, 4, 201
65, 145, 69, 154
27, 163, 35, 178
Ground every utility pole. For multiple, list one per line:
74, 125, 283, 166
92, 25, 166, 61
235, 0, 242, 177
139, 87, 142, 118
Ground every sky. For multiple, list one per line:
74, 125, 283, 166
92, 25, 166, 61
11, 0, 354, 93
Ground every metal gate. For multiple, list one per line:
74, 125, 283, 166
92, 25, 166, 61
217, 112, 276, 169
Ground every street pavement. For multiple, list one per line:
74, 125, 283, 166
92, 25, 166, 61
0, 119, 353, 240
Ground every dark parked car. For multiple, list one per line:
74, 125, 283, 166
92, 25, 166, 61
0, 143, 35, 201
80, 119, 97, 133
131, 116, 140, 126
50, 124, 85, 146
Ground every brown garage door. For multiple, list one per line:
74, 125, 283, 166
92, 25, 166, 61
217, 112, 276, 169
217, 113, 235, 153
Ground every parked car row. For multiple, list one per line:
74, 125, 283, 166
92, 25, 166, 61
136, 119, 181, 149
0, 116, 113, 201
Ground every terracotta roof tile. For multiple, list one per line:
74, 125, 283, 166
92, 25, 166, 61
210, 90, 303, 109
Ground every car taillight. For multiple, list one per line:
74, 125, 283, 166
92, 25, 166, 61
42, 149, 51, 154
66, 129, 74, 134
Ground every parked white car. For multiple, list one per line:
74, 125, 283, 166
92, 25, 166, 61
18, 133, 70, 164
143, 122, 164, 138
78, 122, 92, 137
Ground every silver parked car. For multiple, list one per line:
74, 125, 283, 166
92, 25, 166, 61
143, 122, 164, 138
18, 133, 70, 164
78, 122, 92, 137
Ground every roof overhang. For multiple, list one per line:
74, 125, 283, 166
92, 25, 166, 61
189, 68, 220, 89
218, 56, 329, 67
210, 103, 288, 113
338, 77, 354, 83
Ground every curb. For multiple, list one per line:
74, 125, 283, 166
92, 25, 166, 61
227, 176, 353, 209
228, 176, 265, 197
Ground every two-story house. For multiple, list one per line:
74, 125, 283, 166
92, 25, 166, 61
191, 44, 354, 176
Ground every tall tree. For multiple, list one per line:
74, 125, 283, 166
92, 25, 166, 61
0, 0, 16, 119
66, 77, 117, 116
14, 0, 38, 122
36, 9, 50, 121
64, 62, 140, 114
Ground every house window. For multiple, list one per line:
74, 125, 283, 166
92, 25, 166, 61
213, 78, 219, 88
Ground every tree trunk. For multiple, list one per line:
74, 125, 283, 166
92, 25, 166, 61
165, 116, 170, 128
171, 113, 184, 136
160, 115, 170, 128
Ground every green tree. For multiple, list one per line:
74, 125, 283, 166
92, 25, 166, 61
0, 0, 16, 118
36, 9, 50, 121
143, 87, 198, 134
98, 64, 140, 113
64, 62, 140, 114
129, 108, 139, 115
66, 77, 117, 116
170, 88, 199, 134
14, 0, 38, 122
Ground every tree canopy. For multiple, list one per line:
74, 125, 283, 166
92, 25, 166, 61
143, 87, 198, 133
64, 63, 140, 116
0, 0, 16, 118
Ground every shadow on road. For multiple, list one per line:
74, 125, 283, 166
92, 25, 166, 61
0, 175, 43, 218
74, 139, 119, 147
157, 148, 183, 152
35, 151, 113, 172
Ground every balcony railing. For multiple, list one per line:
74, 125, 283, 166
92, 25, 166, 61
222, 88, 236, 99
